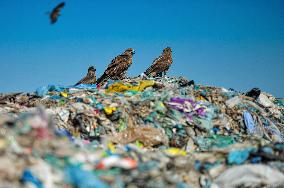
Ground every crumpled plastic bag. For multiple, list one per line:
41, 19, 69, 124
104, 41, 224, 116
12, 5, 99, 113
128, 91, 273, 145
106, 80, 155, 93
36, 86, 49, 97
65, 166, 109, 188
196, 135, 235, 151
74, 84, 97, 89
258, 93, 275, 108
243, 111, 256, 134
227, 147, 255, 165
36, 85, 66, 97
213, 164, 284, 188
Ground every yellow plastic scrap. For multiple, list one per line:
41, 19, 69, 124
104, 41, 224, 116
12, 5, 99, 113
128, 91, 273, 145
196, 95, 206, 101
106, 80, 155, 93
60, 92, 68, 98
107, 142, 116, 153
106, 83, 131, 93
165, 148, 187, 156
104, 107, 117, 115
71, 129, 80, 138
136, 80, 155, 91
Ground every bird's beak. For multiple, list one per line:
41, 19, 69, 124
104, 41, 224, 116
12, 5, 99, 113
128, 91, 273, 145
132, 50, 135, 55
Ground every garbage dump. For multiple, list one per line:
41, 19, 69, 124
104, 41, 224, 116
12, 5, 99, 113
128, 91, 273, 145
0, 76, 283, 188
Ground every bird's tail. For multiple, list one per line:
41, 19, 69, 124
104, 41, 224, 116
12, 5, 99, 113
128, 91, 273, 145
96, 73, 107, 85
144, 68, 151, 76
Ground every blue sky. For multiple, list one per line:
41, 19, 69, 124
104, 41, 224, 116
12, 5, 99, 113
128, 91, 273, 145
0, 0, 283, 97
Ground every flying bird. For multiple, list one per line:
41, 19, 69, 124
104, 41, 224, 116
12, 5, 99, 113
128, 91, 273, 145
49, 2, 65, 24
144, 47, 172, 77
96, 48, 135, 85
75, 66, 97, 85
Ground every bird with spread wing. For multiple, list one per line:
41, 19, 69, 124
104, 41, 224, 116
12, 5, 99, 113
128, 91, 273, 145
144, 47, 172, 77
75, 66, 97, 85
96, 48, 135, 85
49, 2, 65, 24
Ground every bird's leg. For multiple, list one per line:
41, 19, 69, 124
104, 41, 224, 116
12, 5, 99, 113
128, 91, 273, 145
120, 71, 128, 80
163, 71, 168, 78
157, 72, 163, 77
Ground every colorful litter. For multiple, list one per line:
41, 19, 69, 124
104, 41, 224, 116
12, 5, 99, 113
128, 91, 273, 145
0, 76, 283, 187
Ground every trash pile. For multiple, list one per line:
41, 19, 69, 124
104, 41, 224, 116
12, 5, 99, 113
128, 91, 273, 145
0, 76, 284, 187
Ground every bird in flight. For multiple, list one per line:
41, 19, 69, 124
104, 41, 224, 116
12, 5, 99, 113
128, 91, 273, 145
49, 2, 65, 24
75, 66, 97, 85
145, 47, 173, 77
96, 48, 135, 85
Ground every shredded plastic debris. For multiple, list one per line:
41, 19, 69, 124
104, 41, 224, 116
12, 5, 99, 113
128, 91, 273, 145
0, 76, 283, 187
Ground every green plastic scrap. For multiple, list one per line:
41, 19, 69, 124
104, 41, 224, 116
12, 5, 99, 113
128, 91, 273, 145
165, 128, 173, 138
44, 154, 67, 170
118, 119, 127, 132
140, 91, 154, 100
155, 101, 167, 113
94, 168, 121, 177
196, 135, 235, 151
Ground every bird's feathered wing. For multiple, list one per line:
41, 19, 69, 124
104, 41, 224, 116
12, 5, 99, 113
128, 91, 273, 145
75, 69, 96, 85
145, 48, 172, 77
75, 75, 96, 85
50, 2, 65, 24
97, 55, 130, 84
53, 2, 65, 11
145, 56, 165, 76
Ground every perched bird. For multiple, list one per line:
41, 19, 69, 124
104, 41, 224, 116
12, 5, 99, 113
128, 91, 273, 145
75, 66, 97, 85
245, 88, 261, 100
145, 47, 172, 77
96, 48, 135, 85
49, 2, 65, 24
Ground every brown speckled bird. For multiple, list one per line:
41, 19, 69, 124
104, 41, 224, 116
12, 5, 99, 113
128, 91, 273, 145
50, 2, 65, 24
96, 48, 135, 84
145, 47, 172, 77
75, 66, 96, 85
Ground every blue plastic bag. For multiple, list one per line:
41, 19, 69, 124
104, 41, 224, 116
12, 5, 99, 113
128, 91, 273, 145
20, 169, 43, 188
227, 148, 255, 165
65, 166, 109, 188
74, 84, 97, 89
36, 86, 49, 97
243, 111, 256, 134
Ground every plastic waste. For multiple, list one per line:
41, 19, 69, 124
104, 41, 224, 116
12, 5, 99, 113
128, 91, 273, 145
245, 88, 261, 99
178, 77, 194, 87
96, 155, 137, 169
0, 76, 283, 187
20, 169, 43, 188
243, 111, 256, 134
74, 84, 97, 89
36, 86, 49, 97
196, 135, 235, 151
225, 96, 241, 108
60, 92, 68, 98
111, 126, 169, 147
65, 166, 109, 188
214, 164, 284, 188
227, 148, 255, 165
165, 147, 187, 156
104, 107, 117, 115
106, 80, 155, 93
258, 93, 275, 108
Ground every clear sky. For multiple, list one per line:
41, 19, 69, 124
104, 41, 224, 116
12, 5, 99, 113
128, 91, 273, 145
0, 0, 283, 97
